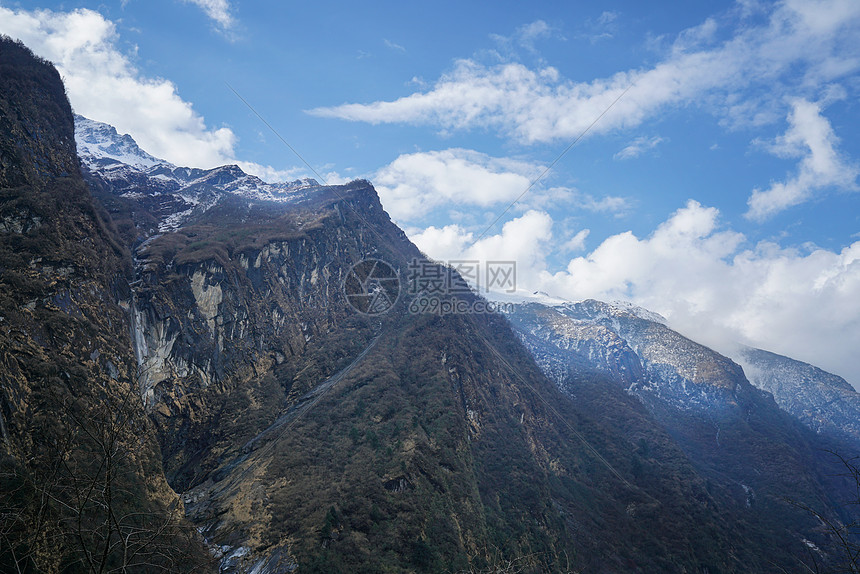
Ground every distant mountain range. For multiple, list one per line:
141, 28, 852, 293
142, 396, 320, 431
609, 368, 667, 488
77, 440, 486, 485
3, 36, 860, 573
500, 296, 860, 451
738, 346, 860, 448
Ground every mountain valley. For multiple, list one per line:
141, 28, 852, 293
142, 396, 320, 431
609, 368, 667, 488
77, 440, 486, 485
2, 36, 860, 574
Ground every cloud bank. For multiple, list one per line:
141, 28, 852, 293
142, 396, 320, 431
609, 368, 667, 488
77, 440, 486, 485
411, 201, 860, 387
746, 99, 858, 220
313, 0, 860, 217
312, 3, 860, 142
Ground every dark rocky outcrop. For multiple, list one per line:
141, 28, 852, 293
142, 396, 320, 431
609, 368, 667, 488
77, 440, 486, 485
0, 36, 210, 573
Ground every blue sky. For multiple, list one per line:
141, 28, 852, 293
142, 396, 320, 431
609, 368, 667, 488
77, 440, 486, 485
2, 0, 860, 386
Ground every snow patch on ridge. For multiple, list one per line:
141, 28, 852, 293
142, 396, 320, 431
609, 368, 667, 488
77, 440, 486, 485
74, 114, 169, 170
486, 289, 668, 325
74, 115, 323, 231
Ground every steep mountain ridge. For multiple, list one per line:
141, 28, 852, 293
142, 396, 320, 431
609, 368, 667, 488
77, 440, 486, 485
76, 115, 319, 234
506, 299, 860, 569
75, 115, 169, 170
73, 117, 821, 571
0, 36, 209, 572
75, 121, 594, 570
75, 109, 860, 571
0, 39, 77, 190
507, 300, 747, 408
505, 296, 860, 449
738, 346, 860, 448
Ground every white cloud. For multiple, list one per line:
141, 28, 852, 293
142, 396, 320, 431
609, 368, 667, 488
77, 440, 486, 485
319, 169, 353, 186
310, 1, 860, 145
746, 99, 858, 220
0, 5, 295, 179
373, 149, 543, 221
182, 0, 235, 31
518, 20, 552, 42
411, 200, 860, 387
515, 20, 554, 52
581, 10, 619, 43
408, 76, 427, 88
671, 17, 718, 53
384, 39, 406, 52
411, 211, 554, 282
409, 224, 473, 263
562, 229, 590, 252
549, 201, 746, 304
0, 6, 235, 168
586, 195, 629, 213
614, 135, 664, 160
372, 148, 631, 224
372, 148, 631, 223
558, 202, 860, 388
597, 11, 618, 26
234, 161, 306, 183
490, 19, 559, 58
538, 187, 629, 215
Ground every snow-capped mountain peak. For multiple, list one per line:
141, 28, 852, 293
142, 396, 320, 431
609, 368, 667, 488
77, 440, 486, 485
606, 300, 668, 325
486, 289, 668, 325
73, 115, 323, 233
74, 115, 171, 170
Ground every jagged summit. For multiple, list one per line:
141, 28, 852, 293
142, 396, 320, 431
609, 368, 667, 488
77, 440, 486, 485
74, 115, 322, 232
74, 114, 169, 170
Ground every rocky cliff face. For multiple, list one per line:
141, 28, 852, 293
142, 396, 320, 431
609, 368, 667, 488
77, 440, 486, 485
0, 37, 209, 572
507, 300, 751, 413
74, 109, 860, 571
506, 299, 860, 452
74, 121, 859, 571
0, 39, 78, 190
84, 145, 601, 571
74, 122, 762, 571
129, 184, 420, 494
